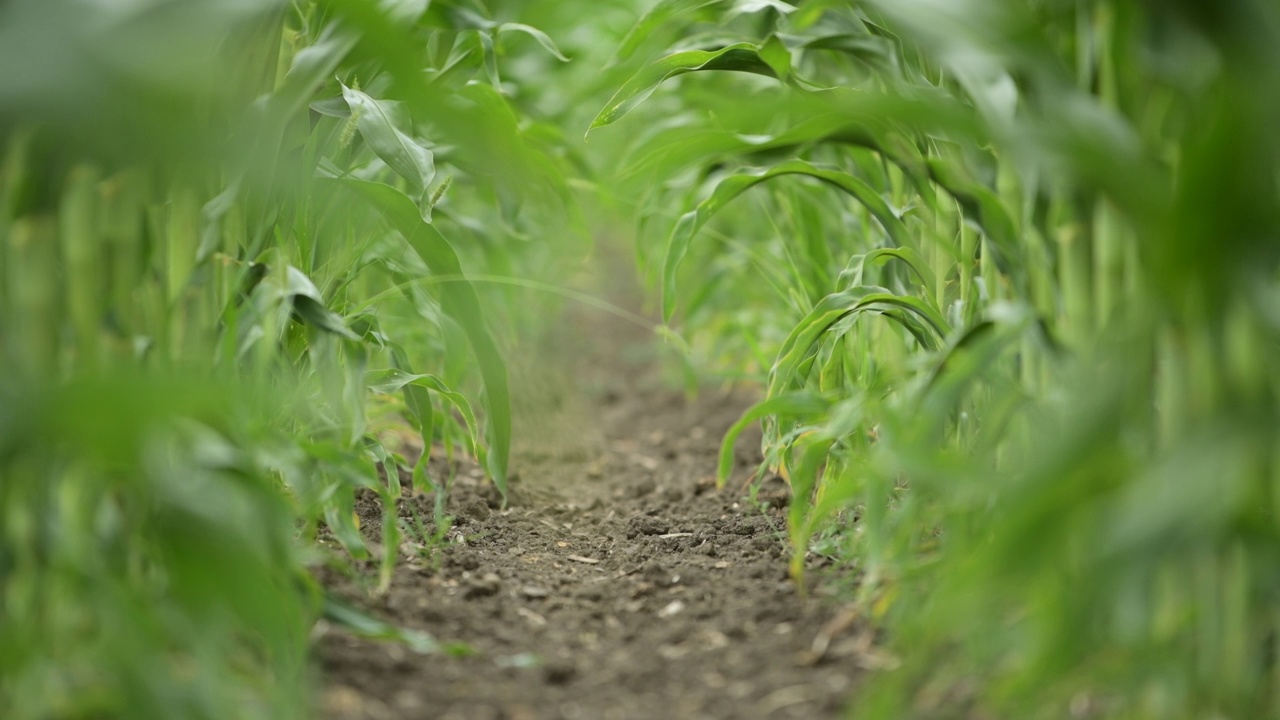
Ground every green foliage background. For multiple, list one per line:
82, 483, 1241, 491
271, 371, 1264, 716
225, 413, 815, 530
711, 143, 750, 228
1, 0, 1278, 718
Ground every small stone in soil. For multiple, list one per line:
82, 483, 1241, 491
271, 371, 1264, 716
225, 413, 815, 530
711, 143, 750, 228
657, 600, 686, 618
520, 586, 549, 599
463, 573, 501, 599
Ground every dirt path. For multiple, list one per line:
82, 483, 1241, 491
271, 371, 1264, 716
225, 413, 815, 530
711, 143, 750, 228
316, 264, 873, 720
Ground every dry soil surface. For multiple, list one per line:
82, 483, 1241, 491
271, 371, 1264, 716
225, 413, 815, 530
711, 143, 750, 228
315, 278, 875, 720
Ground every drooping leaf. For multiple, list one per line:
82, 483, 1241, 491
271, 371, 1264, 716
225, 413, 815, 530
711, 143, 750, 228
246, 265, 360, 340
757, 34, 793, 81
341, 83, 436, 200
839, 247, 936, 298
497, 23, 569, 62
768, 286, 949, 399
476, 29, 501, 88
661, 159, 908, 321
365, 368, 483, 458
590, 42, 788, 133
717, 392, 830, 487
794, 32, 898, 69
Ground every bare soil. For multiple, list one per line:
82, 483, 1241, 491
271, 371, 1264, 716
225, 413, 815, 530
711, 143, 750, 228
315, 269, 874, 720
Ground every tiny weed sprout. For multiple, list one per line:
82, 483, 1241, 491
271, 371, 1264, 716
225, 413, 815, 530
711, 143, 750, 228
1, 0, 1277, 718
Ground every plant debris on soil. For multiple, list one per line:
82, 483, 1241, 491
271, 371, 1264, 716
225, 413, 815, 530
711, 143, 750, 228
315, 280, 883, 720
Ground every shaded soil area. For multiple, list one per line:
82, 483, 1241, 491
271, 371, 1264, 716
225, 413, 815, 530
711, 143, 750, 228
316, 277, 876, 719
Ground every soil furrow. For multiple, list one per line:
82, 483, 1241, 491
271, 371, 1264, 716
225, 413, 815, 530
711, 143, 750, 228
317, 272, 870, 720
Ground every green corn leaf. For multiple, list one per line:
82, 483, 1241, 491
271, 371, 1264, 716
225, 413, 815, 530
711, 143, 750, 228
926, 157, 1021, 277
365, 369, 483, 458
284, 266, 360, 340
321, 594, 439, 654
876, 306, 940, 349
377, 0, 429, 25
404, 382, 434, 478
768, 286, 948, 398
264, 22, 357, 120
383, 348, 438, 462
240, 265, 359, 341
857, 292, 951, 338
731, 0, 795, 15
785, 436, 834, 584
717, 392, 830, 487
430, 31, 484, 86
662, 159, 908, 322
497, 23, 569, 62
341, 83, 436, 200
611, 0, 727, 66
379, 495, 399, 593
476, 29, 501, 88
619, 90, 970, 191
333, 177, 511, 497
309, 96, 350, 118
324, 497, 368, 561
590, 42, 787, 133
246, 22, 356, 177
789, 32, 897, 69
441, 5, 497, 31
840, 247, 936, 298
757, 34, 793, 81
195, 184, 239, 264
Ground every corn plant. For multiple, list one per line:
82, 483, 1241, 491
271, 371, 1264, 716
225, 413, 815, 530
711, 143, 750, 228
594, 0, 1280, 717
0, 0, 576, 717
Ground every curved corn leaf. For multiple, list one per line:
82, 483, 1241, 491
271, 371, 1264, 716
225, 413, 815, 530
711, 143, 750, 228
497, 23, 569, 62
365, 368, 483, 458
839, 247, 936, 298
245, 265, 359, 340
333, 177, 512, 497
341, 83, 436, 200
620, 85, 980, 180
590, 42, 787, 133
877, 305, 940, 349
858, 292, 950, 338
661, 159, 907, 321
757, 34, 793, 81
768, 286, 948, 397
717, 392, 830, 487
789, 32, 897, 69
395, 368, 435, 491
476, 29, 500, 88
